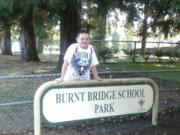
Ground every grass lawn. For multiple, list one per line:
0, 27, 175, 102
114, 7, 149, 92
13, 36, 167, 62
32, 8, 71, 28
100, 63, 180, 71
149, 72, 180, 82
99, 63, 180, 82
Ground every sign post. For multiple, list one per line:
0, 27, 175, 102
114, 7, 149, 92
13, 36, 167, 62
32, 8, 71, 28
34, 78, 159, 135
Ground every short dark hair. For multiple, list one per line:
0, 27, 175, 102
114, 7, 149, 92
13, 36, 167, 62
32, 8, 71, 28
77, 31, 89, 38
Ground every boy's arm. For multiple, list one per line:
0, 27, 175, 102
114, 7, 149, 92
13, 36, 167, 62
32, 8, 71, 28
55, 61, 69, 82
91, 66, 103, 81
60, 61, 69, 80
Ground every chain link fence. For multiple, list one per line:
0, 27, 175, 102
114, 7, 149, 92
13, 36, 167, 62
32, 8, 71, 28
91, 40, 180, 63
10, 39, 179, 63
35, 40, 180, 63
0, 71, 180, 134
0, 76, 56, 134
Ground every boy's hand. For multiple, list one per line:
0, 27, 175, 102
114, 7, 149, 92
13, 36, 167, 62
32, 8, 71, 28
94, 75, 103, 81
54, 77, 63, 83
91, 66, 103, 81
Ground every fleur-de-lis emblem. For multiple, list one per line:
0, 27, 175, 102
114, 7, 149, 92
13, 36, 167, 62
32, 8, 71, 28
139, 99, 145, 106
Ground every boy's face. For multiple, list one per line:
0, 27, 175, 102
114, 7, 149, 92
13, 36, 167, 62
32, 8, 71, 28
77, 33, 90, 49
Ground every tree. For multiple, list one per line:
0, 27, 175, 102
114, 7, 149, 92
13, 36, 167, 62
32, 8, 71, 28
0, 0, 13, 55
150, 0, 180, 38
13, 0, 39, 61
39, 0, 81, 69
90, 0, 110, 41
89, 0, 138, 40
141, 0, 149, 55
58, 2, 80, 68
88, 0, 138, 63
19, 7, 39, 61
136, 0, 180, 55
1, 19, 12, 55
135, 0, 152, 55
33, 5, 60, 53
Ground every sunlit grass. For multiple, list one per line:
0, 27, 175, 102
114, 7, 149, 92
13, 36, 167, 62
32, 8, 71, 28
149, 72, 180, 82
99, 63, 180, 82
100, 63, 180, 71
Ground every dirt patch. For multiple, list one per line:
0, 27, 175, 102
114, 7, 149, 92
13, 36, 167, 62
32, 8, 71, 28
0, 55, 56, 76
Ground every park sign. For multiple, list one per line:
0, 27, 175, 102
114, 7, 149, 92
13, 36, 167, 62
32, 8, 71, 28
34, 78, 159, 135
42, 85, 153, 123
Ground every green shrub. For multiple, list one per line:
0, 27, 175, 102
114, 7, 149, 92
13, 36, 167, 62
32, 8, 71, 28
98, 46, 119, 63
174, 44, 180, 58
143, 50, 151, 63
155, 48, 163, 62
122, 49, 136, 63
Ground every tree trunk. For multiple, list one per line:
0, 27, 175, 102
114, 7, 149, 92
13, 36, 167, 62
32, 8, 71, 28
141, 0, 149, 55
19, 8, 39, 62
36, 37, 43, 54
57, 7, 80, 70
1, 20, 12, 55
141, 18, 147, 55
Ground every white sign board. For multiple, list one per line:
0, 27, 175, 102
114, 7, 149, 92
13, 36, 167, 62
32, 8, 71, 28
42, 84, 153, 123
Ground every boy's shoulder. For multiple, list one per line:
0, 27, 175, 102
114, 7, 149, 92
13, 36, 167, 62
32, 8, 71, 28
69, 43, 94, 49
89, 44, 94, 48
67, 43, 78, 50
69, 43, 79, 47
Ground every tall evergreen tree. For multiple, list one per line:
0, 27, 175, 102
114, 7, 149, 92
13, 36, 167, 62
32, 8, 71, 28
16, 0, 39, 61
39, 0, 81, 68
136, 0, 180, 54
0, 0, 13, 55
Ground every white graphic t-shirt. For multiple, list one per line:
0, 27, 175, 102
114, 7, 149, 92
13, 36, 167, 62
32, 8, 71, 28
64, 43, 99, 81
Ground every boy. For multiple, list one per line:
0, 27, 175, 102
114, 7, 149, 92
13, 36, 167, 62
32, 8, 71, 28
57, 32, 102, 82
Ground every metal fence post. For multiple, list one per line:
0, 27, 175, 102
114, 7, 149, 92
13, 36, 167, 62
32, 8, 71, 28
109, 70, 112, 79
133, 41, 136, 63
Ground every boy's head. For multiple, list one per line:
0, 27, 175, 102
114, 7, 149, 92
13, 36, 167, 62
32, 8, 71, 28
76, 32, 90, 49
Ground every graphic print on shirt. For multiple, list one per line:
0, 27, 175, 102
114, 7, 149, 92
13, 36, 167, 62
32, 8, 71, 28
71, 47, 92, 80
